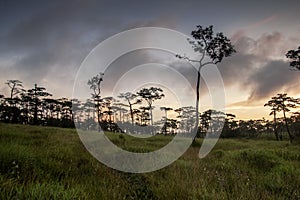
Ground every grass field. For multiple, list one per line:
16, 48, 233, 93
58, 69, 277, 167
0, 123, 300, 199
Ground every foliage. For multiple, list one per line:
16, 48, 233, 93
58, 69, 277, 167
87, 72, 104, 128
190, 25, 236, 64
286, 46, 300, 70
137, 87, 165, 126
265, 93, 300, 143
118, 92, 141, 125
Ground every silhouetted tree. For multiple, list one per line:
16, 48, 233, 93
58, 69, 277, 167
101, 97, 115, 131
0, 94, 4, 121
237, 120, 259, 137
6, 80, 25, 100
266, 93, 300, 143
58, 98, 73, 127
137, 87, 164, 126
132, 108, 142, 125
27, 84, 52, 125
18, 92, 33, 124
110, 104, 126, 122
137, 106, 151, 126
161, 119, 178, 135
286, 46, 300, 70
4, 80, 25, 123
118, 92, 141, 125
221, 113, 238, 138
71, 98, 82, 125
87, 72, 104, 129
200, 110, 212, 135
160, 106, 173, 134
176, 106, 197, 134
82, 99, 95, 130
176, 25, 236, 141
206, 109, 226, 136
290, 112, 300, 137
43, 98, 58, 126
264, 98, 282, 140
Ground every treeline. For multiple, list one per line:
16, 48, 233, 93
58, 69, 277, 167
0, 80, 74, 128
0, 79, 300, 141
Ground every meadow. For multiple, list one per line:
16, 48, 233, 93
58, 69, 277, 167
0, 123, 299, 200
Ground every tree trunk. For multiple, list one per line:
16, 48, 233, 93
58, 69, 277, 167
283, 110, 293, 143
194, 69, 201, 142
273, 112, 279, 141
129, 103, 134, 125
149, 105, 154, 135
150, 106, 153, 126
128, 103, 134, 134
96, 102, 101, 132
33, 87, 38, 125
109, 108, 112, 131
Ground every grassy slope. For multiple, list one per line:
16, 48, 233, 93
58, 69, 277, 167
0, 123, 299, 200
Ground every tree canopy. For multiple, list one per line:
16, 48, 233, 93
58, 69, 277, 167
286, 46, 300, 70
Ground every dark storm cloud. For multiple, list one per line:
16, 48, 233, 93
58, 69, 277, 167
0, 0, 179, 96
1, 0, 300, 102
224, 31, 300, 106
246, 60, 299, 101
0, 1, 123, 82
218, 53, 260, 88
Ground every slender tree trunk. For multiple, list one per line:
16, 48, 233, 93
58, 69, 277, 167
96, 102, 101, 132
34, 85, 38, 125
34, 99, 38, 125
149, 104, 154, 135
128, 103, 134, 134
194, 69, 201, 142
109, 109, 112, 131
10, 84, 15, 100
283, 110, 293, 143
26, 104, 29, 124
129, 103, 134, 125
150, 106, 153, 126
273, 112, 279, 141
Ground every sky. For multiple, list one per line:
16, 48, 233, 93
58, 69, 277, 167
0, 0, 300, 120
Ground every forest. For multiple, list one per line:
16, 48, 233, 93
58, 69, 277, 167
1, 78, 300, 142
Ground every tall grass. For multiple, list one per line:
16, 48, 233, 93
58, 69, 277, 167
0, 123, 299, 199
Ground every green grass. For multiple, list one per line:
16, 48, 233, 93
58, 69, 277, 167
0, 123, 300, 199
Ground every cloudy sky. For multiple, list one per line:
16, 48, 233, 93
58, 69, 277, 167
1, 0, 300, 120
